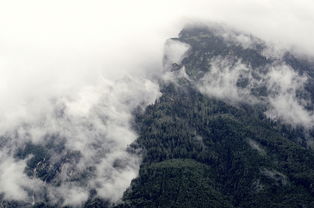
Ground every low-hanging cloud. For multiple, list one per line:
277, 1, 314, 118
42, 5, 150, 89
264, 65, 313, 127
196, 55, 314, 128
1, 0, 314, 206
197, 58, 257, 104
0, 77, 160, 206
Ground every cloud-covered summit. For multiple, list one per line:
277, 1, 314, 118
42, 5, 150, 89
165, 25, 314, 131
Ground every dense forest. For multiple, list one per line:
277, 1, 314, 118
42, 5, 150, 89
115, 26, 314, 208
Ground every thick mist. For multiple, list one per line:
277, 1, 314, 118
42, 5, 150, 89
1, 0, 314, 206
1, 1, 314, 132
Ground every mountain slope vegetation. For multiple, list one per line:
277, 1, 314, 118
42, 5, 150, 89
116, 26, 314, 208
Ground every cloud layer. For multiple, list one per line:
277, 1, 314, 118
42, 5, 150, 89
0, 76, 160, 206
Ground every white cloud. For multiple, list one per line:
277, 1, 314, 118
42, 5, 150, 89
0, 76, 160, 205
197, 58, 257, 104
0, 153, 42, 201
265, 65, 313, 127
163, 39, 190, 69
196, 56, 314, 127
51, 184, 89, 207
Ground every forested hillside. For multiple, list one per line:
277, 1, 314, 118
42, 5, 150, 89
115, 26, 314, 208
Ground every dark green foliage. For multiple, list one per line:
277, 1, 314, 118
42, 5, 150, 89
177, 27, 271, 80
116, 27, 314, 208
15, 140, 82, 184
118, 82, 314, 208
119, 159, 233, 208
84, 198, 110, 208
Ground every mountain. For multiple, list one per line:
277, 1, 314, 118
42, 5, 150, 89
115, 25, 314, 208
2, 25, 314, 208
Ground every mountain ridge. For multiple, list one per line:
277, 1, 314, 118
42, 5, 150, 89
115, 25, 314, 208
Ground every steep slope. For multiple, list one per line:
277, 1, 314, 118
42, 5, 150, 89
117, 26, 314, 208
